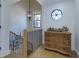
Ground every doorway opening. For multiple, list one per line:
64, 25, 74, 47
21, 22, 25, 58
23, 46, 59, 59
9, 0, 42, 57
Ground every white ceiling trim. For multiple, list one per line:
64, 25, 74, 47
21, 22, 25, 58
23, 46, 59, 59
37, 0, 44, 5
37, 0, 74, 6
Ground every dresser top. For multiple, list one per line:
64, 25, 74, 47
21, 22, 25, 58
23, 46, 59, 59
45, 31, 71, 34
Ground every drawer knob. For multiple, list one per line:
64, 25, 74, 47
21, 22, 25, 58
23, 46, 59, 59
63, 36, 66, 38
45, 39, 50, 42
48, 40, 50, 42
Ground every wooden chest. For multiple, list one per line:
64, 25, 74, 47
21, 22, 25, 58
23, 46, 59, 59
45, 31, 71, 56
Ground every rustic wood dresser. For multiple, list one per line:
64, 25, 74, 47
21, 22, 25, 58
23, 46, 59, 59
45, 31, 71, 56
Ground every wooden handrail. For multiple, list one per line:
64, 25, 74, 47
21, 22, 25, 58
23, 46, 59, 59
10, 31, 18, 36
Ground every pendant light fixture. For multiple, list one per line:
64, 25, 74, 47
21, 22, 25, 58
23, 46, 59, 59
27, 0, 32, 20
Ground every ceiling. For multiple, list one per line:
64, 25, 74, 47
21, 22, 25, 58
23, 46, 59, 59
12, 0, 42, 13
37, 0, 74, 6
5, 0, 74, 6
5, 0, 21, 5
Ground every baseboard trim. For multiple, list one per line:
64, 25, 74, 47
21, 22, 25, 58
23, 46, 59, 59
0, 50, 10, 58
75, 48, 79, 57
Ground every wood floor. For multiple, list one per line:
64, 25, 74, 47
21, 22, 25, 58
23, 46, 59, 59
5, 46, 78, 58
29, 46, 68, 58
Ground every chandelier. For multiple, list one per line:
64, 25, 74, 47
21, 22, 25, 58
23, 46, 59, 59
27, 0, 32, 20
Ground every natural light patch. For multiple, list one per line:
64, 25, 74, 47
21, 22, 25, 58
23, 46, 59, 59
33, 14, 41, 28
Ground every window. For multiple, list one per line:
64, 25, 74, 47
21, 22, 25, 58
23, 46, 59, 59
33, 14, 41, 28
51, 9, 63, 20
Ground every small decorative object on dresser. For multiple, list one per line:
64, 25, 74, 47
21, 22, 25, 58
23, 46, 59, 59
47, 26, 69, 32
45, 31, 71, 56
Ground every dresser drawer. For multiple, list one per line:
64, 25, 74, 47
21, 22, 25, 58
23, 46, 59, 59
63, 40, 71, 46
45, 43, 57, 48
45, 32, 57, 36
62, 47, 71, 53
45, 40, 57, 45
45, 38, 59, 45
45, 35, 70, 40
57, 35, 69, 39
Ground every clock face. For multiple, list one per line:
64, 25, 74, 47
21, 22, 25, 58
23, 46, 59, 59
51, 9, 63, 20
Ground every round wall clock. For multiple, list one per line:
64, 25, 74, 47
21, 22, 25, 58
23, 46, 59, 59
51, 9, 63, 20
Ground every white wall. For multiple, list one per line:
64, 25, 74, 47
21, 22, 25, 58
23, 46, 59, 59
42, 0, 75, 50
10, 4, 27, 35
0, 0, 1, 52
74, 0, 79, 55
0, 0, 22, 57
0, 0, 11, 57
0, 0, 1, 41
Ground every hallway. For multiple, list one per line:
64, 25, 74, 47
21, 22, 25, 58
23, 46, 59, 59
1, 0, 79, 58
